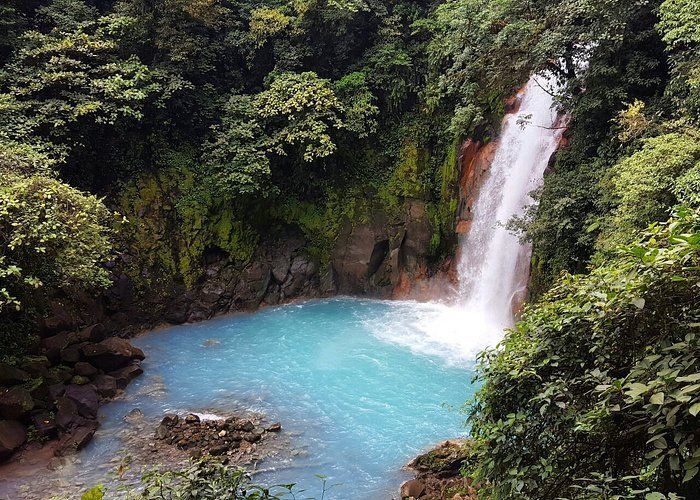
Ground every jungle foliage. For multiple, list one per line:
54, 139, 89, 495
2, 0, 700, 497
462, 0, 700, 497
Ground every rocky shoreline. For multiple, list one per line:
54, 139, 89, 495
0, 405, 290, 499
153, 412, 282, 460
0, 323, 145, 463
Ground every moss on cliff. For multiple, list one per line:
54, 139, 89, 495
118, 166, 259, 293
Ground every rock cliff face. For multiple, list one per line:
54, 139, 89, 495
331, 200, 433, 296
455, 139, 498, 236
16, 200, 440, 363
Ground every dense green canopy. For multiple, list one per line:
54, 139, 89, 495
0, 0, 699, 496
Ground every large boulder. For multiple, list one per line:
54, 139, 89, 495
74, 362, 97, 377
64, 384, 99, 418
400, 479, 426, 499
46, 365, 73, 385
48, 383, 66, 401
60, 343, 84, 364
0, 387, 34, 420
39, 302, 80, 336
19, 356, 50, 378
92, 374, 117, 398
81, 337, 145, 371
0, 420, 26, 461
109, 362, 143, 389
402, 440, 476, 499
41, 332, 72, 361
43, 325, 107, 361
0, 363, 30, 386
55, 397, 84, 431
67, 324, 106, 345
55, 420, 99, 456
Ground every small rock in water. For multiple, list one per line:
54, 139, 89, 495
185, 413, 200, 424
155, 424, 169, 440
161, 413, 179, 427
266, 422, 281, 432
233, 419, 254, 432
202, 339, 220, 347
124, 408, 143, 423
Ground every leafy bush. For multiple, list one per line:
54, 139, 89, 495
465, 208, 700, 498
0, 173, 112, 312
136, 459, 294, 499
597, 131, 700, 252
80, 458, 308, 499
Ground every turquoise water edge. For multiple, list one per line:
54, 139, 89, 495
81, 297, 478, 499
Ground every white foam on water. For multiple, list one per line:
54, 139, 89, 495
364, 301, 504, 367
193, 412, 226, 421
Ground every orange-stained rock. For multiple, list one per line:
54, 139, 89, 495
455, 220, 471, 234
457, 139, 498, 227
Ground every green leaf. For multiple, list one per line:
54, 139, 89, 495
650, 392, 665, 405
680, 384, 700, 394
689, 402, 700, 416
625, 383, 650, 398
683, 467, 699, 483
677, 373, 700, 383
645, 492, 666, 500
631, 297, 646, 309
81, 486, 104, 500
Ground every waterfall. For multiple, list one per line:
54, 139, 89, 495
369, 74, 566, 366
456, 74, 565, 329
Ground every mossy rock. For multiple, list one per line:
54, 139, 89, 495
408, 439, 472, 474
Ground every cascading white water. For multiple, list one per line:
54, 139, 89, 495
368, 74, 565, 366
456, 74, 565, 329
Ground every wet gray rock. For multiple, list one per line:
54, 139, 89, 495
55, 420, 98, 456
155, 424, 169, 440
41, 333, 72, 362
55, 396, 83, 431
67, 324, 106, 345
109, 362, 143, 389
74, 362, 98, 377
184, 414, 200, 424
60, 343, 83, 364
401, 479, 426, 499
161, 414, 179, 426
48, 382, 67, 401
92, 374, 117, 398
64, 384, 99, 419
